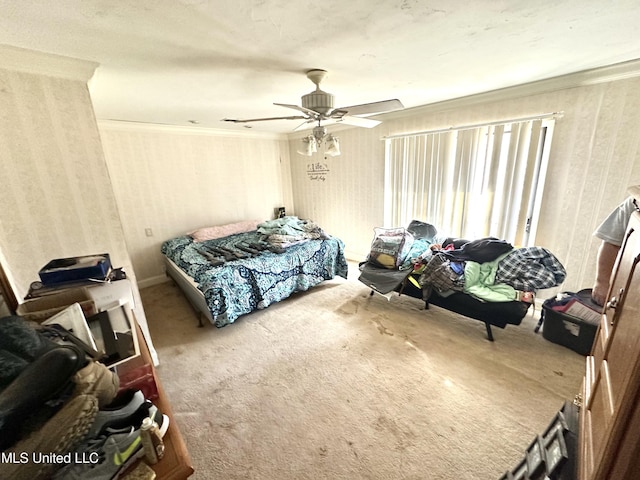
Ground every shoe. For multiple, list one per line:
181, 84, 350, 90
90, 399, 169, 439
124, 401, 169, 437
85, 390, 145, 440
53, 426, 144, 480
54, 405, 169, 480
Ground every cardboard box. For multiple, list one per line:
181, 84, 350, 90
16, 288, 97, 323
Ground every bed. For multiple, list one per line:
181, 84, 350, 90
359, 221, 566, 341
161, 218, 349, 327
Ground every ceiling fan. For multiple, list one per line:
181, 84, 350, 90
222, 69, 404, 132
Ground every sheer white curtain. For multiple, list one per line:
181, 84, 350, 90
384, 118, 555, 246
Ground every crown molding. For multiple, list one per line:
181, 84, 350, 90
286, 58, 640, 140
382, 58, 640, 120
97, 119, 288, 140
0, 44, 98, 82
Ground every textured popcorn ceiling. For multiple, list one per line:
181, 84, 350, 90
2, 0, 640, 132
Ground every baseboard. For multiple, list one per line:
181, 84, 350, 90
138, 274, 171, 290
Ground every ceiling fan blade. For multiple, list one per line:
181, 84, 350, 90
333, 99, 404, 117
222, 115, 308, 124
274, 102, 320, 118
337, 115, 381, 128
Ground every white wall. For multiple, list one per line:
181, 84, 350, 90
289, 66, 640, 296
99, 122, 292, 286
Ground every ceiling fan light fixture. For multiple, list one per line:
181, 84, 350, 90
312, 125, 327, 144
297, 135, 318, 156
297, 129, 340, 157
325, 135, 340, 157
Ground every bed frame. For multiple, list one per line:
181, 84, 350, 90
164, 256, 214, 327
162, 230, 349, 328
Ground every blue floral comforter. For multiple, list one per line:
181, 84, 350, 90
161, 231, 348, 327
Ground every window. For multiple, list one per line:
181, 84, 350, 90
384, 116, 556, 246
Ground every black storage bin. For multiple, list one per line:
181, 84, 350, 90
541, 305, 599, 355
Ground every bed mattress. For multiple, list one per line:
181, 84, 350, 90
161, 231, 348, 326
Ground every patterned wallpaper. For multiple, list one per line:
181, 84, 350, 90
5, 44, 639, 306
99, 123, 292, 285
98, 73, 640, 297
0, 48, 158, 362
289, 77, 640, 295
0, 70, 130, 297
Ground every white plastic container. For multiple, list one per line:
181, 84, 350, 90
140, 416, 164, 464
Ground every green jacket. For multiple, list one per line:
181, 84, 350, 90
463, 252, 517, 302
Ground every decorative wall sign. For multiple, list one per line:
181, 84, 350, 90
306, 162, 330, 181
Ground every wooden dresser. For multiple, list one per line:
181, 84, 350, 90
579, 187, 640, 480
118, 324, 194, 479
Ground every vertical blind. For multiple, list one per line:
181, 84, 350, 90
384, 118, 555, 246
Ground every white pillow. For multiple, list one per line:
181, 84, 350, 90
189, 220, 261, 242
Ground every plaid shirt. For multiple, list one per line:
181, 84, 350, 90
495, 247, 566, 291
418, 253, 465, 296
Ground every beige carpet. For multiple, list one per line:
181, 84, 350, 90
140, 264, 584, 480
